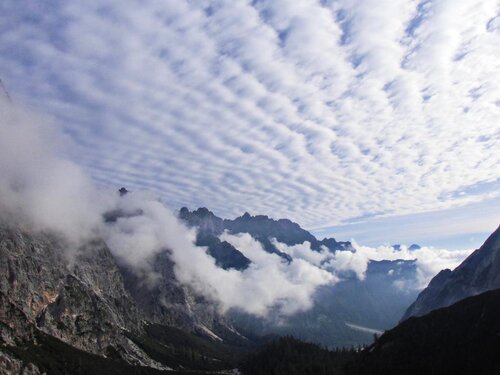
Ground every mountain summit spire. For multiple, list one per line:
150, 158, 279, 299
0, 79, 12, 102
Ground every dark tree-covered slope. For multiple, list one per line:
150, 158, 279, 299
240, 289, 500, 375
350, 288, 500, 375
239, 336, 357, 375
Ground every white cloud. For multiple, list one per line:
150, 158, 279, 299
271, 239, 330, 266
328, 248, 371, 281
0, 95, 475, 317
104, 197, 335, 317
0, 98, 114, 246
328, 241, 473, 287
0, 0, 497, 319
226, 233, 474, 293
219, 232, 337, 315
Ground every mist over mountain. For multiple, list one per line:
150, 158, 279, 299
178, 207, 251, 270
0, 222, 258, 373
178, 207, 466, 347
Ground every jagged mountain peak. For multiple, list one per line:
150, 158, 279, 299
178, 207, 250, 270
241, 212, 252, 219
193, 207, 216, 217
118, 187, 128, 196
179, 207, 353, 257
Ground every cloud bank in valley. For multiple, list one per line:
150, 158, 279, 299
0, 0, 498, 235
105, 196, 337, 316
270, 236, 473, 288
328, 242, 473, 288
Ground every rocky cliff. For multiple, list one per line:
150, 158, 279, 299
0, 221, 246, 373
0, 224, 171, 368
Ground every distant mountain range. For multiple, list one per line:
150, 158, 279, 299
179, 207, 419, 347
179, 206, 352, 268
231, 257, 417, 348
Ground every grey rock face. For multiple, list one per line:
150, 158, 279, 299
402, 226, 500, 320
120, 250, 236, 339
0, 350, 41, 375
0, 224, 165, 367
0, 218, 240, 367
0, 221, 246, 374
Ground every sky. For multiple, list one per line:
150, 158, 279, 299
0, 0, 499, 248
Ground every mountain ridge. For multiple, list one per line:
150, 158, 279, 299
179, 207, 419, 348
179, 206, 353, 258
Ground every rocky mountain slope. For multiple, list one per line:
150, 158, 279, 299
3, 199, 469, 373
0, 222, 250, 374
402, 225, 500, 320
0, 225, 145, 361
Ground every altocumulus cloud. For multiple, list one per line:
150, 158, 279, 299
0, 0, 498, 231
